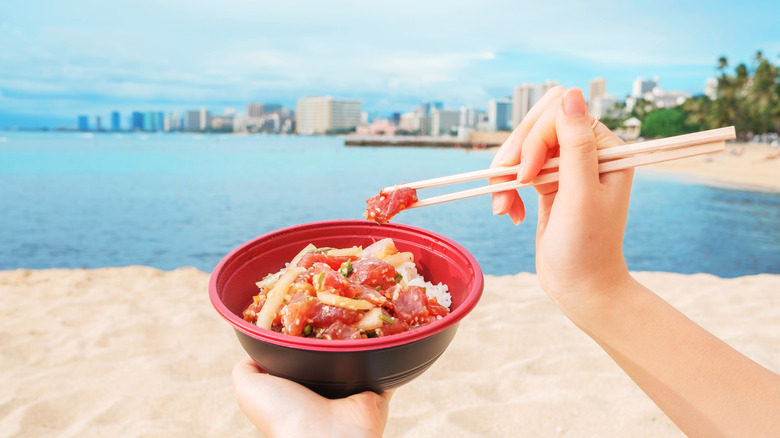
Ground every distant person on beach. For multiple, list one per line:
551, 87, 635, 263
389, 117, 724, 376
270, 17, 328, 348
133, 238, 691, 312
233, 87, 780, 437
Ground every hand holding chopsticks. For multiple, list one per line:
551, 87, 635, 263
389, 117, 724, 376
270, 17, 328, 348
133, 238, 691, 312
386, 126, 735, 209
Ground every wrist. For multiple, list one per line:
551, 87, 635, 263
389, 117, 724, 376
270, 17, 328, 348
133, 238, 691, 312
557, 273, 645, 332
542, 268, 637, 326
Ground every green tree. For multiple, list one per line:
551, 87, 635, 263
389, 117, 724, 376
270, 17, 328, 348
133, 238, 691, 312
629, 97, 653, 121
710, 56, 740, 133
640, 107, 697, 138
642, 51, 780, 139
746, 51, 780, 134
681, 96, 712, 131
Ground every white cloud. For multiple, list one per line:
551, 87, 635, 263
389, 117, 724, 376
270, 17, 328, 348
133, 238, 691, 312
1, 0, 776, 117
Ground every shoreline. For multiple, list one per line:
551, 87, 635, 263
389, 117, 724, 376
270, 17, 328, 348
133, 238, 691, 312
642, 142, 780, 193
347, 137, 780, 193
2, 267, 779, 437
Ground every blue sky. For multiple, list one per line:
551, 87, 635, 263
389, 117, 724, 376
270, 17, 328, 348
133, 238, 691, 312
1, 0, 778, 128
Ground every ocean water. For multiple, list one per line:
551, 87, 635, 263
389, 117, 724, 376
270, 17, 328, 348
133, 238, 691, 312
1, 131, 778, 277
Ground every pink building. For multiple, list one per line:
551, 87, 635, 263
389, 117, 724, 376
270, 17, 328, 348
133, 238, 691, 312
354, 119, 398, 136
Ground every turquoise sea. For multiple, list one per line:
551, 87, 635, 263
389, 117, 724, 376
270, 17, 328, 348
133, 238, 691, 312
1, 131, 778, 277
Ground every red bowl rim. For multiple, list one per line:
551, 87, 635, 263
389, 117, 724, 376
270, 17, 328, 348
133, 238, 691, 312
209, 220, 484, 352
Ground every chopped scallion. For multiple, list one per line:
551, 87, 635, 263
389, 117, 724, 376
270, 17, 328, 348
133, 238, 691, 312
379, 315, 395, 324
308, 247, 334, 253
339, 259, 353, 277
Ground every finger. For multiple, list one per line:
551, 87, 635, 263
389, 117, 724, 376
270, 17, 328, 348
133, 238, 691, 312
490, 174, 521, 216
534, 181, 559, 196
506, 199, 526, 225
554, 88, 600, 192
490, 86, 565, 218
491, 191, 521, 217
491, 85, 566, 167
233, 355, 265, 376
516, 103, 560, 183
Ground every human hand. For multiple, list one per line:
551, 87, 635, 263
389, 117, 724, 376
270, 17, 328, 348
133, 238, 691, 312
232, 356, 393, 438
489, 85, 565, 225
532, 88, 634, 309
491, 87, 633, 307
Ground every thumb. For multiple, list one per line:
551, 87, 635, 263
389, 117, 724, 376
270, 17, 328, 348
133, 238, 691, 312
555, 88, 599, 192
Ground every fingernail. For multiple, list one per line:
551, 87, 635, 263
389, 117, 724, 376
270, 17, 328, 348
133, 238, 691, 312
563, 88, 587, 117
517, 160, 527, 182
492, 197, 503, 215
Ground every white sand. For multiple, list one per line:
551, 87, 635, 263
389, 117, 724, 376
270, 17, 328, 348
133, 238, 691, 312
1, 267, 778, 437
644, 142, 780, 192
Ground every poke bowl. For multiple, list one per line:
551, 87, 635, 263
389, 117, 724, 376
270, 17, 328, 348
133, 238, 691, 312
209, 220, 483, 398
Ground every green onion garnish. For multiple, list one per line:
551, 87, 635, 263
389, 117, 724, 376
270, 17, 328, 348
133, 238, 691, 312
339, 260, 353, 277
308, 247, 334, 253
379, 315, 395, 324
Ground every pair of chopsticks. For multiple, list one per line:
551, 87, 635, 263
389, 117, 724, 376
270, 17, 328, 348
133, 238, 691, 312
385, 126, 736, 209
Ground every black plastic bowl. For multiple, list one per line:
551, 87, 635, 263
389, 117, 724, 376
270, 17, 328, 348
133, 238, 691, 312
209, 220, 484, 398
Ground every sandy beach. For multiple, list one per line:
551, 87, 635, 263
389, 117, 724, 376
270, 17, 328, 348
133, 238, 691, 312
2, 267, 779, 437
2, 142, 777, 437
643, 142, 780, 192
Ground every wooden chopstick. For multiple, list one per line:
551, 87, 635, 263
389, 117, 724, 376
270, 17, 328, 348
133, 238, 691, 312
385, 126, 735, 192
395, 126, 736, 209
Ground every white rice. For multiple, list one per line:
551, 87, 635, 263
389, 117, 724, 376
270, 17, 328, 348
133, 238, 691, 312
397, 261, 452, 309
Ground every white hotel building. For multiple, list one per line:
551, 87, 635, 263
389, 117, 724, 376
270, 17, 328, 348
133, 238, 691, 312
296, 96, 362, 135
511, 83, 535, 128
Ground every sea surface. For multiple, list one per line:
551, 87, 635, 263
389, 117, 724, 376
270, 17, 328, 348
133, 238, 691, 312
1, 131, 778, 277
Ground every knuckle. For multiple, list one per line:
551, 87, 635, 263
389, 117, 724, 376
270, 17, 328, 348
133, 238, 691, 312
565, 130, 597, 152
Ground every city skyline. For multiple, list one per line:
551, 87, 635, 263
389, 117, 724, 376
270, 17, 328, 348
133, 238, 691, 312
66, 73, 678, 137
1, 0, 778, 128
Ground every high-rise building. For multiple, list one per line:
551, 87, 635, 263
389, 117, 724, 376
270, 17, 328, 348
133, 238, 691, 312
169, 111, 181, 131
591, 95, 616, 118
398, 112, 416, 132
94, 116, 102, 131
131, 112, 144, 131
199, 108, 211, 131
144, 111, 155, 131
77, 115, 89, 131
420, 101, 443, 115
512, 83, 535, 128
536, 80, 559, 103
459, 105, 482, 128
487, 98, 512, 131
263, 103, 282, 114
589, 77, 607, 106
185, 111, 201, 131
632, 76, 658, 98
589, 77, 613, 117
296, 96, 361, 135
111, 111, 121, 131
430, 109, 460, 136
247, 103, 264, 118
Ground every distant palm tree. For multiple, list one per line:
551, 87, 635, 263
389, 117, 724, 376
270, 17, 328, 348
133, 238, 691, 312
682, 96, 711, 130
679, 52, 779, 139
746, 51, 779, 134
711, 57, 740, 134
